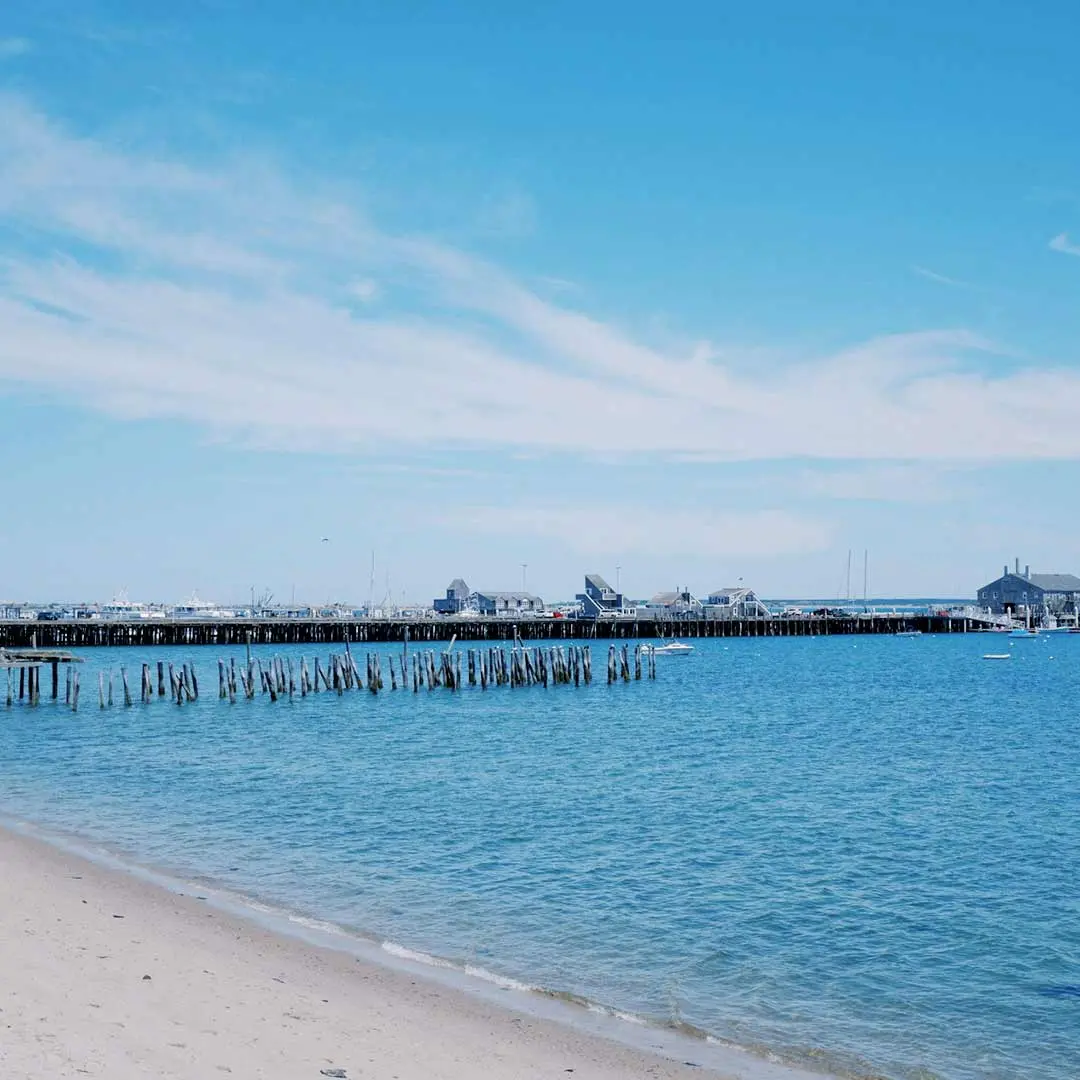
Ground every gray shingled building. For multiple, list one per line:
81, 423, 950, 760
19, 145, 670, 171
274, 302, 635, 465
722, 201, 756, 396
977, 559, 1080, 622
576, 574, 624, 617
433, 578, 471, 614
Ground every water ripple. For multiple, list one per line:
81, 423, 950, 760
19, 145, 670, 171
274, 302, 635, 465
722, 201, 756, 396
1, 634, 1078, 1080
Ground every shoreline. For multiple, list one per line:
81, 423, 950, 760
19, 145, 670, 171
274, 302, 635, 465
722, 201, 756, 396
0, 818, 830, 1080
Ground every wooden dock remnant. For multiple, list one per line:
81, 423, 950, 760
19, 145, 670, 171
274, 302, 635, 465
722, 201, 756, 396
0, 648, 82, 708
1, 640, 653, 713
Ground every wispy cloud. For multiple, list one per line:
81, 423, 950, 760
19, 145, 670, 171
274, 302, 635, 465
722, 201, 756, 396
1049, 232, 1080, 257
797, 463, 963, 504
0, 37, 31, 59
445, 505, 833, 558
912, 265, 974, 289
3, 94, 1080, 463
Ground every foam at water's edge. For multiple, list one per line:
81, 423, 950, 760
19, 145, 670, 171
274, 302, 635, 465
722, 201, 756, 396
381, 940, 457, 970
0, 813, 835, 1080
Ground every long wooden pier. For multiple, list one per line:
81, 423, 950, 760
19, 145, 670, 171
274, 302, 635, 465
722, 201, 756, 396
0, 612, 991, 649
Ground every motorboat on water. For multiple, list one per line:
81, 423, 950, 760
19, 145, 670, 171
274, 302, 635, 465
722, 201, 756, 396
1008, 608, 1040, 637
645, 640, 695, 655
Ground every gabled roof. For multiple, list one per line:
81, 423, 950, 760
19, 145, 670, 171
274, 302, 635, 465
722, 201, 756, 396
981, 571, 1080, 593
650, 591, 681, 605
1029, 573, 1080, 592
585, 573, 614, 594
447, 578, 469, 594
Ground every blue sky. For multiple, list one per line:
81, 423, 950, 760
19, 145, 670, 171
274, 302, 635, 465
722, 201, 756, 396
2, 1, 1080, 605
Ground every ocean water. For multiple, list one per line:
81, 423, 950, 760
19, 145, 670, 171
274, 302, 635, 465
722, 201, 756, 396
1, 634, 1078, 1080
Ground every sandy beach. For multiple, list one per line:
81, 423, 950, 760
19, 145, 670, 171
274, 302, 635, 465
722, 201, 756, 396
0, 825, 779, 1080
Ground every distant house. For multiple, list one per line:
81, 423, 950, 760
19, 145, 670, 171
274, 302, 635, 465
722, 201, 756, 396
704, 586, 771, 619
433, 578, 471, 614
977, 560, 1080, 621
576, 573, 624, 617
645, 589, 702, 615
471, 591, 545, 615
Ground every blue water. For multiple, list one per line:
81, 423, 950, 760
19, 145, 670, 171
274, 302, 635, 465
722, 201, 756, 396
1, 635, 1078, 1080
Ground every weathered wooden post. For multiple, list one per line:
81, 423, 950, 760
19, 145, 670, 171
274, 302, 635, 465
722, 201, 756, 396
121, 666, 132, 707
158, 661, 165, 697
99, 671, 105, 709
51, 660, 59, 699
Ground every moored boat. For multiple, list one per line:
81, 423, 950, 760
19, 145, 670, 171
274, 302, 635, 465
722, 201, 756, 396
645, 641, 694, 655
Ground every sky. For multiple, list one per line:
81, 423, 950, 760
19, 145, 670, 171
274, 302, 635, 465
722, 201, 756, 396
2, 0, 1080, 605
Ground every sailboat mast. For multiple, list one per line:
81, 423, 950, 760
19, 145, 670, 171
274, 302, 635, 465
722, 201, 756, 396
846, 549, 852, 603
863, 549, 868, 604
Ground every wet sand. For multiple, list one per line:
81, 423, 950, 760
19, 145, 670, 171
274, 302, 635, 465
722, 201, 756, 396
0, 824, 768, 1080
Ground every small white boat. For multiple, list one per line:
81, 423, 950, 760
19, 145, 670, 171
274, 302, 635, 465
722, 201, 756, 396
1008, 628, 1038, 638
646, 641, 695, 656
894, 630, 922, 637
983, 653, 1011, 660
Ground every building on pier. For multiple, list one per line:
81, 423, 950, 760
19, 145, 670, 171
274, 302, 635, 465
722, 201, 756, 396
433, 579, 471, 614
471, 590, 545, 615
576, 574, 625, 617
644, 588, 703, 615
977, 559, 1080, 624
703, 586, 771, 619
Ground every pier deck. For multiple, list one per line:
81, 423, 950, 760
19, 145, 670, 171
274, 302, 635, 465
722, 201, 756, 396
0, 613, 993, 649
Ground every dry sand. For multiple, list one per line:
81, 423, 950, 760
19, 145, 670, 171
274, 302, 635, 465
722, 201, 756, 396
0, 824, 795, 1080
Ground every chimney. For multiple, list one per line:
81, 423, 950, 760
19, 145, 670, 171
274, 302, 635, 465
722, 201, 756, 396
1025, 565, 1030, 579
1004, 564, 1009, 578
1015, 557, 1020, 575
